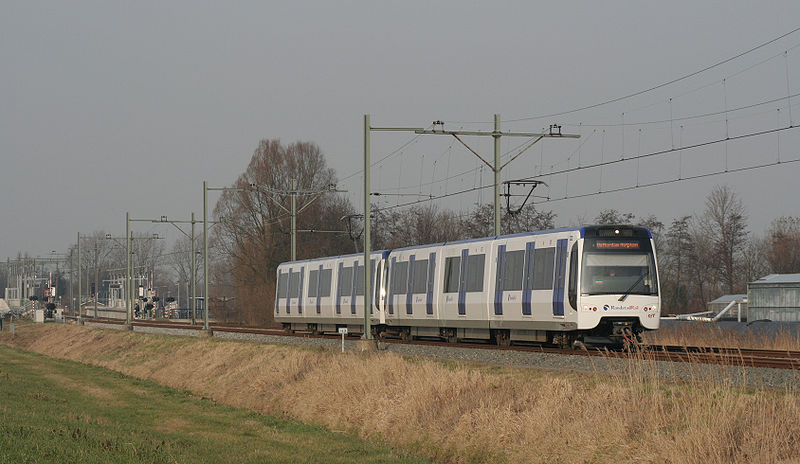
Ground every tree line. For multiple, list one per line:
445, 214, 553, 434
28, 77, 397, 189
205, 139, 800, 324
12, 139, 789, 322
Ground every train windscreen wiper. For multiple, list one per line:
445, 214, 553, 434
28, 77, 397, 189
618, 271, 647, 302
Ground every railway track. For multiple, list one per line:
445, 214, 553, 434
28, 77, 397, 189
78, 317, 800, 370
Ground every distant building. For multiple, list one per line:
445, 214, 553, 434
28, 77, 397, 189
748, 274, 800, 322
707, 294, 748, 321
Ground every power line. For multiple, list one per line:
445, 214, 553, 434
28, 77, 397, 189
376, 123, 800, 213
339, 126, 431, 183
503, 26, 800, 123
535, 124, 799, 180
560, 93, 800, 128
372, 130, 548, 195
535, 156, 800, 206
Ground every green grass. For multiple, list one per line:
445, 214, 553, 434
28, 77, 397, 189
0, 344, 433, 464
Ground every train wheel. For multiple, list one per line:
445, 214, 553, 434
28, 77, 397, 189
441, 328, 457, 344
494, 330, 510, 347
400, 328, 412, 342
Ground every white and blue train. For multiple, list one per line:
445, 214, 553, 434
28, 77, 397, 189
274, 225, 660, 346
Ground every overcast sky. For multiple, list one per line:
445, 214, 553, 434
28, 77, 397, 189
3, 1, 800, 260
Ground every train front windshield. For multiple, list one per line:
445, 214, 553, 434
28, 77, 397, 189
581, 238, 658, 296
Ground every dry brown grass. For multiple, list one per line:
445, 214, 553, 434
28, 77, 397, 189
644, 322, 800, 351
3, 324, 800, 464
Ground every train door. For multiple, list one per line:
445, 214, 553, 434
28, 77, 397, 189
439, 243, 490, 329
491, 239, 526, 324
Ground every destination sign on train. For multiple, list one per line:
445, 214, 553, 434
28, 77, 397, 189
595, 241, 640, 249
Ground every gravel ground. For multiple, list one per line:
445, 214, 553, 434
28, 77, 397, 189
85, 321, 800, 389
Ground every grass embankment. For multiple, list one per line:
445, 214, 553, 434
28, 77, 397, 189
3, 324, 800, 464
0, 341, 430, 464
645, 322, 800, 351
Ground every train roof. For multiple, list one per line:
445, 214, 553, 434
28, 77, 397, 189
278, 225, 652, 266
390, 225, 652, 253
277, 250, 388, 267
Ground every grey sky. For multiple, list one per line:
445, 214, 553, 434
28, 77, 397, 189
2, 1, 800, 260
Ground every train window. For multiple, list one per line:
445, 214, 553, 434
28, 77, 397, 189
532, 248, 555, 290
319, 269, 332, 297
355, 265, 365, 295
289, 271, 301, 298
444, 257, 460, 293
277, 272, 288, 299
411, 259, 428, 294
338, 266, 353, 297
308, 270, 319, 298
392, 261, 409, 294
503, 250, 524, 291
466, 254, 485, 292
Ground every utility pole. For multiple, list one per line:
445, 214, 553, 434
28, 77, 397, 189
191, 212, 196, 325
362, 114, 578, 337
77, 232, 82, 323
112, 215, 164, 325
363, 114, 372, 339
203, 180, 343, 332
247, 179, 343, 261
203, 181, 210, 333
129, 215, 201, 324
410, 115, 579, 236
94, 240, 98, 319
291, 179, 297, 261
126, 212, 130, 324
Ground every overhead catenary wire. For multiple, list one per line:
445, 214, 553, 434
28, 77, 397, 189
580, 42, 800, 121
502, 26, 800, 123
375, 123, 800, 214
534, 123, 799, 181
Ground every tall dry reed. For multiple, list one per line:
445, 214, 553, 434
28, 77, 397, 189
3, 325, 799, 464
644, 322, 800, 351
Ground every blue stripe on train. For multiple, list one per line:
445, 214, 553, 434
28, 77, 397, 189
523, 242, 535, 316
275, 270, 280, 314
458, 249, 468, 315
285, 269, 291, 314
388, 257, 396, 315
553, 239, 568, 316
369, 259, 376, 315
351, 260, 358, 315
336, 262, 343, 315
316, 265, 322, 314
406, 255, 415, 315
298, 266, 304, 314
426, 252, 435, 315
494, 245, 506, 315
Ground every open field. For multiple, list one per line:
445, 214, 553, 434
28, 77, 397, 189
2, 323, 800, 464
0, 341, 431, 464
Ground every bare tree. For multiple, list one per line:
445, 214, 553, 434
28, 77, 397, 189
742, 235, 771, 283
212, 139, 353, 325
766, 216, 800, 273
695, 185, 749, 294
458, 203, 556, 239
660, 216, 692, 313
593, 209, 636, 225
